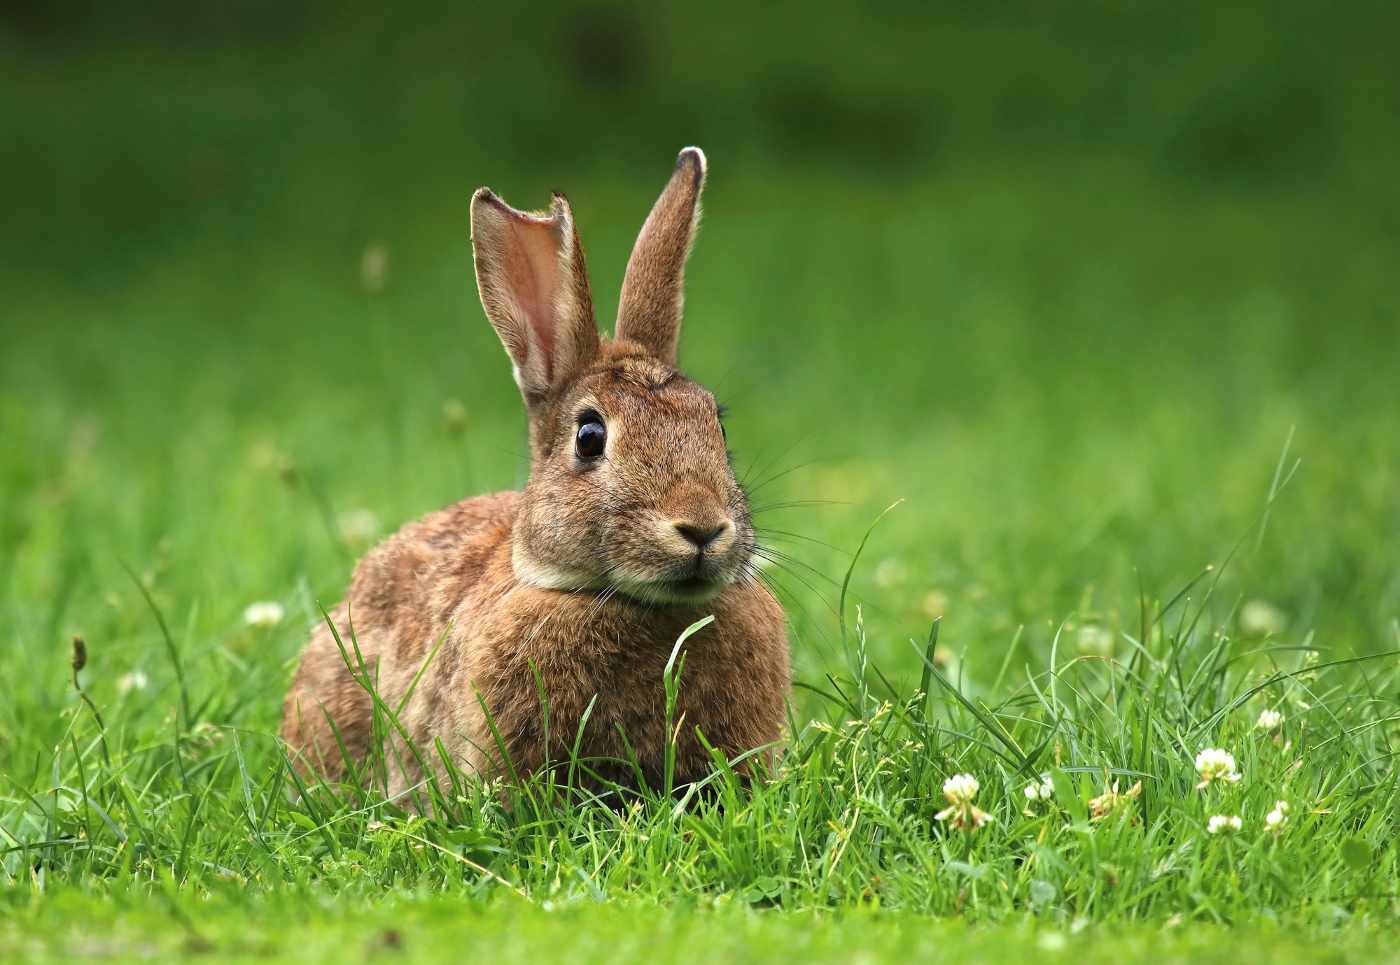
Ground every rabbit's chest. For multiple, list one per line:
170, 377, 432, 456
460, 581, 787, 784
474, 622, 756, 778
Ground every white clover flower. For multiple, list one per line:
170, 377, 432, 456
338, 509, 381, 544
1239, 600, 1287, 637
360, 242, 389, 293
921, 589, 949, 620
244, 601, 286, 628
1255, 708, 1284, 731
873, 558, 907, 589
1195, 748, 1242, 789
1265, 800, 1290, 831
944, 773, 979, 803
936, 773, 993, 830
1207, 814, 1243, 834
116, 670, 148, 694
1023, 772, 1055, 803
442, 397, 468, 434
1076, 624, 1114, 656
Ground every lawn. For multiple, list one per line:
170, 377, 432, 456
3, 4, 1400, 961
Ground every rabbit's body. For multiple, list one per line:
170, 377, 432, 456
283, 490, 787, 797
282, 150, 790, 794
282, 431, 789, 798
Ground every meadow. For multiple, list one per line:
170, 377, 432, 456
3, 4, 1399, 961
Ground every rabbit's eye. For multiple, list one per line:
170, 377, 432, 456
575, 416, 607, 460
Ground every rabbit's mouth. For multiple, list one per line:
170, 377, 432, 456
661, 574, 722, 598
512, 531, 746, 604
607, 564, 736, 605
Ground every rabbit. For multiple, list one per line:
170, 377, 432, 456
281, 147, 790, 800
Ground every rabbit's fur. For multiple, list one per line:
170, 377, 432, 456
281, 149, 790, 796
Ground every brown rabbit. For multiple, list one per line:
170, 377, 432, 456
281, 148, 790, 799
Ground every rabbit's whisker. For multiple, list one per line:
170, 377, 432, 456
748, 498, 848, 515
748, 553, 840, 621
752, 526, 850, 556
751, 545, 840, 591
743, 456, 828, 498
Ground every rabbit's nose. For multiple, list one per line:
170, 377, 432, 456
673, 520, 731, 551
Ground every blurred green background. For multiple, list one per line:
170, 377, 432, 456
2, 1, 1398, 747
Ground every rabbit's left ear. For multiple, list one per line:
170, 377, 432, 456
615, 147, 706, 365
470, 189, 600, 406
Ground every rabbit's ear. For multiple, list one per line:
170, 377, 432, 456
470, 189, 600, 405
615, 147, 706, 365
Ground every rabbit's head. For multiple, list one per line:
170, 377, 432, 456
470, 148, 754, 604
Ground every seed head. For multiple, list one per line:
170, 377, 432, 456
1089, 778, 1142, 820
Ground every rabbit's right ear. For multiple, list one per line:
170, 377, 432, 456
470, 189, 601, 407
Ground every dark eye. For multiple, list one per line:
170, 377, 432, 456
575, 415, 607, 460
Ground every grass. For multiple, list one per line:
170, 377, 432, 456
11, 896, 1400, 964
4, 6, 1400, 959
4, 190, 1399, 954
4, 577, 1400, 962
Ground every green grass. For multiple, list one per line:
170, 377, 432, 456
8, 897, 1400, 965
4, 161, 1398, 956
11, 895, 1400, 965
4, 4, 1400, 960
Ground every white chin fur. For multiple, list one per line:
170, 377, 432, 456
511, 543, 599, 592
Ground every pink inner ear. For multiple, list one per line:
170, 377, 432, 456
501, 217, 561, 380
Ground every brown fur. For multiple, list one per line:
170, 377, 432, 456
281, 148, 790, 797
